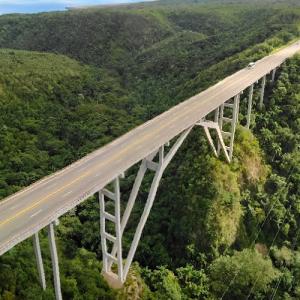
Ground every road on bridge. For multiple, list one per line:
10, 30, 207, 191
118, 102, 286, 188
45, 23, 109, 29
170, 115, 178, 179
0, 40, 300, 255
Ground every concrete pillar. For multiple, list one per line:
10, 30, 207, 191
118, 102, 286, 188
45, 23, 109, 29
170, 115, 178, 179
217, 103, 224, 155
33, 232, 46, 290
48, 222, 62, 300
236, 94, 240, 125
271, 68, 277, 83
229, 94, 240, 160
260, 75, 266, 110
246, 84, 254, 129
114, 178, 123, 281
214, 106, 220, 123
99, 192, 108, 273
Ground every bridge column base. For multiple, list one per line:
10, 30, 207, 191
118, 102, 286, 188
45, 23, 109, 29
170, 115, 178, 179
102, 271, 123, 289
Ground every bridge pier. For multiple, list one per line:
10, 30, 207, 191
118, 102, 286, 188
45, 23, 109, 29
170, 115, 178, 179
246, 84, 254, 129
271, 68, 277, 83
99, 176, 124, 288
228, 94, 240, 160
197, 119, 231, 163
214, 106, 220, 123
48, 222, 62, 300
212, 94, 240, 161
33, 232, 46, 290
99, 127, 193, 286
260, 75, 266, 110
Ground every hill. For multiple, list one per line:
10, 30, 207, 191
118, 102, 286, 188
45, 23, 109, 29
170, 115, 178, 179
2, 2, 300, 119
0, 49, 139, 199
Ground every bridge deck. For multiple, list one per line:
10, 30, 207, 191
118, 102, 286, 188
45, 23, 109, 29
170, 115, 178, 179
0, 41, 300, 255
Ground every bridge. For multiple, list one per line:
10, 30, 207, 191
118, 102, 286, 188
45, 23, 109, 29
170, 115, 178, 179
0, 41, 300, 299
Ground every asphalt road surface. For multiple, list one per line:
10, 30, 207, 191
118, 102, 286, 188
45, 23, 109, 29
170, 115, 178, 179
1, 41, 300, 255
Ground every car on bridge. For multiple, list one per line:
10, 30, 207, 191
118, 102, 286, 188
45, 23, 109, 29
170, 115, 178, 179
247, 62, 256, 69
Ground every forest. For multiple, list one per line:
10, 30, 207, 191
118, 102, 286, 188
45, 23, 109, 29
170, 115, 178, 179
0, 0, 299, 299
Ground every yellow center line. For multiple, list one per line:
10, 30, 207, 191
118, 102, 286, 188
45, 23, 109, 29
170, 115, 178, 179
0, 60, 276, 229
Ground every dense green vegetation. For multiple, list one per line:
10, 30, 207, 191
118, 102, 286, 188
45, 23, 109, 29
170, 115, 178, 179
0, 0, 299, 299
1, 0, 299, 116
0, 49, 140, 199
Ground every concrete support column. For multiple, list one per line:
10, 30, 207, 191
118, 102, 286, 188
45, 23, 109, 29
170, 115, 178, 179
33, 232, 46, 290
260, 75, 266, 110
214, 106, 220, 123
217, 103, 224, 155
100, 176, 124, 288
229, 94, 240, 160
246, 84, 254, 129
271, 68, 277, 83
114, 178, 123, 281
99, 192, 108, 273
48, 222, 62, 300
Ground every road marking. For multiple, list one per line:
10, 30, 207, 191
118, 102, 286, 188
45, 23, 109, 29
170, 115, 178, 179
9, 203, 25, 211
79, 164, 91, 171
30, 209, 43, 219
46, 183, 58, 190
9, 205, 18, 211
63, 191, 73, 198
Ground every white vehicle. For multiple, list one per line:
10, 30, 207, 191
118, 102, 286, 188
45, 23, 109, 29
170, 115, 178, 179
247, 62, 256, 69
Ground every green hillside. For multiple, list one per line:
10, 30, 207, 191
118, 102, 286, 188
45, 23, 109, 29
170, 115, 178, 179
0, 49, 139, 199
1, 2, 299, 119
0, 1, 299, 299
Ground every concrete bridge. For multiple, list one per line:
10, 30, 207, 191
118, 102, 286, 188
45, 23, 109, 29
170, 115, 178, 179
0, 41, 300, 299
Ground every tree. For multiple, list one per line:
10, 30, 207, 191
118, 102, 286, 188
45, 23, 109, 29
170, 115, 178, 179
142, 267, 182, 300
176, 265, 209, 299
209, 249, 280, 300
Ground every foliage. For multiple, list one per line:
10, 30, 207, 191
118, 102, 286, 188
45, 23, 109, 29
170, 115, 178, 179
0, 49, 138, 199
0, 0, 299, 299
116, 263, 155, 300
142, 266, 182, 300
176, 265, 209, 299
209, 249, 280, 299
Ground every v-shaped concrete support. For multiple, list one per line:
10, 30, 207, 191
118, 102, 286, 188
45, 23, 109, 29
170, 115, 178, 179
33, 233, 46, 290
99, 126, 193, 286
48, 222, 62, 300
197, 120, 231, 163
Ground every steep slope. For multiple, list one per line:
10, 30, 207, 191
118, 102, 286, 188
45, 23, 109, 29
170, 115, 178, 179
0, 49, 138, 199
